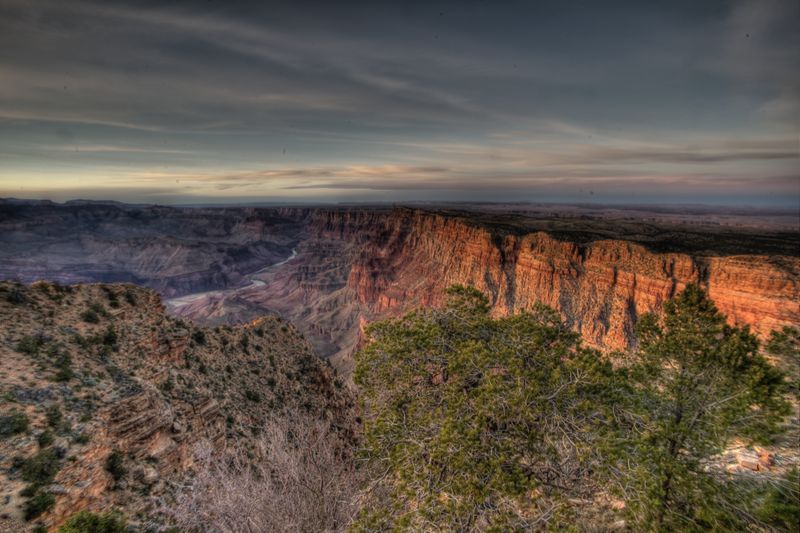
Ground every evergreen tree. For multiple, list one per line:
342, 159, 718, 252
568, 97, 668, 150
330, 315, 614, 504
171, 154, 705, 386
614, 285, 788, 531
354, 286, 618, 530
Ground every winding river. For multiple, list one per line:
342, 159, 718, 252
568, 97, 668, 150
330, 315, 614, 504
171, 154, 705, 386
166, 248, 297, 309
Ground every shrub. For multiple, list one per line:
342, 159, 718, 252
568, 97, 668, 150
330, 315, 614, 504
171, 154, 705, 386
45, 405, 62, 429
57, 510, 127, 532
192, 330, 206, 345
766, 326, 799, 357
244, 389, 261, 403
81, 308, 99, 324
105, 450, 127, 481
161, 376, 174, 393
23, 490, 55, 521
90, 302, 108, 316
22, 449, 60, 486
16, 335, 44, 356
53, 354, 73, 382
0, 411, 30, 437
5, 285, 26, 304
37, 431, 54, 448
171, 411, 359, 532
123, 289, 136, 306
102, 325, 117, 346
103, 288, 120, 309
754, 468, 800, 530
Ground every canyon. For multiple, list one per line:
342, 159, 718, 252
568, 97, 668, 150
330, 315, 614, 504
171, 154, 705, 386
1, 200, 798, 373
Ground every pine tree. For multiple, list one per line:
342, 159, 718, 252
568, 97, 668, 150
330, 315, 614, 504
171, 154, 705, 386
353, 285, 618, 530
614, 284, 788, 531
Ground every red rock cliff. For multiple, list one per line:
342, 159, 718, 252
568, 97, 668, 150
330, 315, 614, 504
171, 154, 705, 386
306, 208, 799, 350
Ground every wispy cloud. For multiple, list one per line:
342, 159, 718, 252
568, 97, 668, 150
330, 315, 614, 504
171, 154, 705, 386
0, 0, 797, 205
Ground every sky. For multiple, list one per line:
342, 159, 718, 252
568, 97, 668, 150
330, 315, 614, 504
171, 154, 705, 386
0, 0, 797, 206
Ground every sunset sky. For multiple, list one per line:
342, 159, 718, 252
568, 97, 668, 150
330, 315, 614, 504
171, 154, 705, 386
0, 0, 797, 206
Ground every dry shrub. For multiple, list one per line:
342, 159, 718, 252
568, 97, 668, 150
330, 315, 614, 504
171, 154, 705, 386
170, 410, 360, 532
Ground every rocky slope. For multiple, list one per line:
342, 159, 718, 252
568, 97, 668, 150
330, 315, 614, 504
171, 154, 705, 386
0, 281, 353, 531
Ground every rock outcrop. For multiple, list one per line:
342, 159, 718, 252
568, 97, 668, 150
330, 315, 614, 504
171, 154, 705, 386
320, 208, 799, 350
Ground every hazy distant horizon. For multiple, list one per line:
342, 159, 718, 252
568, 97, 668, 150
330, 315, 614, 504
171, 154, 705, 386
4, 195, 799, 215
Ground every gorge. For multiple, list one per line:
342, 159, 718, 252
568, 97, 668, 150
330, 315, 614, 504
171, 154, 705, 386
2, 200, 798, 373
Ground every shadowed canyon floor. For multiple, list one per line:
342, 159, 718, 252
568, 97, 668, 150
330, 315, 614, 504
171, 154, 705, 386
2, 200, 798, 373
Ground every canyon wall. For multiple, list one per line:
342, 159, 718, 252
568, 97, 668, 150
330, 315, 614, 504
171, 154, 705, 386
303, 208, 800, 351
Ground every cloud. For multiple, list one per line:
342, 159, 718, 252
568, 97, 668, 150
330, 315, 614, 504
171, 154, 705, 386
0, 0, 797, 205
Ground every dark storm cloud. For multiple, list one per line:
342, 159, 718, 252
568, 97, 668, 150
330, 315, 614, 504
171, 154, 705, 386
0, 0, 797, 205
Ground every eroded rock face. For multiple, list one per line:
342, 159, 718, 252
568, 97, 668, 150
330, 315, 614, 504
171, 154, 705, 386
168, 207, 799, 370
330, 209, 799, 350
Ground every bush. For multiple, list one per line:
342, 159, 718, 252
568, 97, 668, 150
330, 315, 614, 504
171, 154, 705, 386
57, 510, 127, 532
102, 324, 117, 346
22, 449, 60, 486
0, 411, 29, 437
16, 335, 44, 356
765, 326, 799, 358
171, 411, 359, 532
45, 405, 62, 429
5, 285, 26, 304
81, 308, 100, 324
81, 302, 109, 323
23, 490, 55, 521
192, 330, 206, 345
37, 430, 54, 448
123, 289, 136, 306
103, 288, 120, 309
53, 354, 74, 382
161, 376, 174, 393
105, 450, 127, 481
244, 389, 261, 403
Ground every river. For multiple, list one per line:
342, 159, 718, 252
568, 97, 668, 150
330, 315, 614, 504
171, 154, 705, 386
166, 248, 297, 308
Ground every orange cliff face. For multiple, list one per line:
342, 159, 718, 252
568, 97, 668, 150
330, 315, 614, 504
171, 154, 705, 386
307, 208, 799, 351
